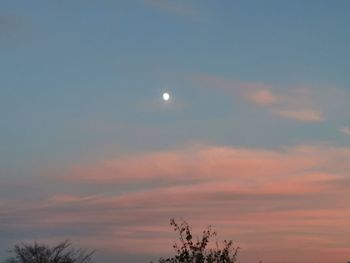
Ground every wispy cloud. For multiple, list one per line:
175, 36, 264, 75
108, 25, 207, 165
145, 0, 198, 17
275, 109, 324, 122
193, 74, 326, 123
339, 127, 350, 136
2, 143, 350, 262
245, 89, 279, 106
64, 145, 333, 185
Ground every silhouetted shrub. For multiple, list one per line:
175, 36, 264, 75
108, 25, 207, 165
153, 219, 240, 263
3, 240, 94, 263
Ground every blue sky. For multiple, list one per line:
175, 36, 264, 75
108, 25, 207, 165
1, 1, 350, 263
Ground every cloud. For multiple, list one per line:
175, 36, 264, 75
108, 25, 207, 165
193, 74, 327, 123
2, 144, 350, 262
339, 127, 350, 136
192, 74, 272, 94
64, 145, 334, 185
245, 89, 279, 106
274, 109, 324, 122
145, 0, 197, 17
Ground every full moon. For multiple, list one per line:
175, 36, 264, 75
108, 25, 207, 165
162, 92, 170, 101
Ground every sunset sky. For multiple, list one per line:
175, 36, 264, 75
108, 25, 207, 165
1, 1, 350, 262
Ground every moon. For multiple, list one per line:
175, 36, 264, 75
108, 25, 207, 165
162, 92, 170, 101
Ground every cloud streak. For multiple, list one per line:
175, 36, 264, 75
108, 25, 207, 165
275, 109, 324, 122
65, 145, 339, 185
2, 144, 350, 262
193, 75, 326, 123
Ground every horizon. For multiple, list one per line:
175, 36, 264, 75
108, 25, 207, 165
1, 1, 350, 262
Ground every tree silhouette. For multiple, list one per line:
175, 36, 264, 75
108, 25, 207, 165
153, 219, 240, 263
3, 240, 94, 263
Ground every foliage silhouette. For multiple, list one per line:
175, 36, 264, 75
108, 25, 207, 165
153, 219, 240, 263
3, 240, 94, 263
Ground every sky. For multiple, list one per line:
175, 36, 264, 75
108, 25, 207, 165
1, 1, 350, 262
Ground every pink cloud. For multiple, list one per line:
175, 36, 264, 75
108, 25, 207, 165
245, 89, 279, 106
64, 144, 350, 186
3, 144, 350, 262
193, 74, 326, 123
340, 126, 350, 136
